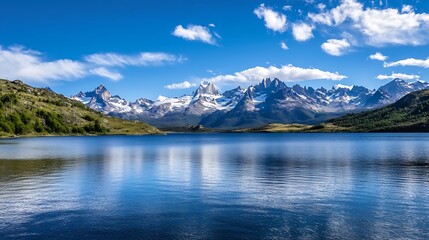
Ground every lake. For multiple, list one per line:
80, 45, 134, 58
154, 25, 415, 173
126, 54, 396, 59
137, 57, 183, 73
1, 133, 429, 239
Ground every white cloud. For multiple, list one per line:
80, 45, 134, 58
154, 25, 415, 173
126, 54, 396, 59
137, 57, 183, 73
172, 24, 218, 45
85, 52, 184, 67
384, 57, 429, 68
369, 52, 388, 61
308, 0, 362, 26
164, 81, 197, 89
376, 73, 420, 80
208, 23, 216, 27
317, 3, 326, 11
321, 39, 351, 56
280, 41, 289, 50
254, 4, 287, 33
90, 67, 122, 81
402, 5, 413, 14
282, 5, 292, 11
0, 45, 185, 83
307, 0, 429, 47
292, 23, 314, 41
200, 64, 347, 85
0, 46, 86, 82
358, 8, 429, 46
206, 69, 216, 75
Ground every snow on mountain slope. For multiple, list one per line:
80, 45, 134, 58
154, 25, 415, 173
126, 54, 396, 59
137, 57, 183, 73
72, 78, 429, 128
71, 85, 132, 113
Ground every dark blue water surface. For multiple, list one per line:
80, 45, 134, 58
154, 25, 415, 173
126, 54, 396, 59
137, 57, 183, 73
1, 133, 429, 239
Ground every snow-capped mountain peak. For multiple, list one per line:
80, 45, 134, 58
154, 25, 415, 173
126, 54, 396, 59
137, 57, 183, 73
193, 81, 221, 98
95, 84, 106, 93
73, 78, 429, 128
378, 78, 428, 102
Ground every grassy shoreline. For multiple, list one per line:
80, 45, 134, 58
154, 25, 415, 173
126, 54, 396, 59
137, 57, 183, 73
158, 123, 429, 133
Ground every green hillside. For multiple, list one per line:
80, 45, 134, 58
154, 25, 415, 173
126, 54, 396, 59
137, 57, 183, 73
321, 89, 429, 132
0, 79, 160, 137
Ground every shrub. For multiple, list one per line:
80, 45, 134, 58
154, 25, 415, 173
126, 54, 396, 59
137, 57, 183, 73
72, 127, 85, 134
82, 114, 96, 121
36, 109, 69, 133
83, 119, 107, 134
0, 94, 18, 105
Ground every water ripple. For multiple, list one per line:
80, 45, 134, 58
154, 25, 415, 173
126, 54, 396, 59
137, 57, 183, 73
1, 133, 429, 239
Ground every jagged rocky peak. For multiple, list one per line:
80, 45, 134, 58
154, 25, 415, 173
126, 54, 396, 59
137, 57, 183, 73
95, 84, 107, 93
72, 76, 429, 128
94, 84, 110, 95
392, 78, 406, 83
232, 86, 255, 112
351, 85, 370, 93
362, 78, 425, 107
244, 86, 255, 100
364, 89, 391, 107
254, 78, 286, 93
378, 78, 415, 101
134, 98, 154, 105
270, 78, 283, 88
259, 77, 281, 86
318, 87, 328, 93
193, 81, 221, 98
94, 84, 111, 100
412, 80, 429, 88
75, 91, 85, 98
292, 84, 305, 94
381, 78, 408, 89
261, 78, 272, 88
222, 86, 244, 98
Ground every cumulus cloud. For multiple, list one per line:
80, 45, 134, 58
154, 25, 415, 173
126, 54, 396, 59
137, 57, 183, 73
0, 46, 86, 82
90, 67, 122, 81
292, 23, 314, 41
84, 52, 184, 67
358, 8, 429, 46
164, 81, 197, 89
369, 52, 388, 61
200, 65, 347, 85
384, 57, 429, 68
172, 24, 219, 45
308, 0, 362, 26
376, 73, 420, 80
280, 41, 289, 50
321, 39, 351, 56
307, 0, 429, 47
402, 5, 413, 14
254, 4, 287, 33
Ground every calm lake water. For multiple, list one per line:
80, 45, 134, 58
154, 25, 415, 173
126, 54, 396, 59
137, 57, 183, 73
1, 133, 429, 239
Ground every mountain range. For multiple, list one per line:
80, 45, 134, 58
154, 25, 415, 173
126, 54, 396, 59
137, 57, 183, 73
72, 78, 429, 129
325, 89, 429, 132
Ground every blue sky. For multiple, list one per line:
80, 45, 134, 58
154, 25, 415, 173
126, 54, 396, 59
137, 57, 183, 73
1, 0, 429, 100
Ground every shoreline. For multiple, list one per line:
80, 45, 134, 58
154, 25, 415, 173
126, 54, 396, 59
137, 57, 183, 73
2, 126, 429, 139
0, 132, 165, 139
